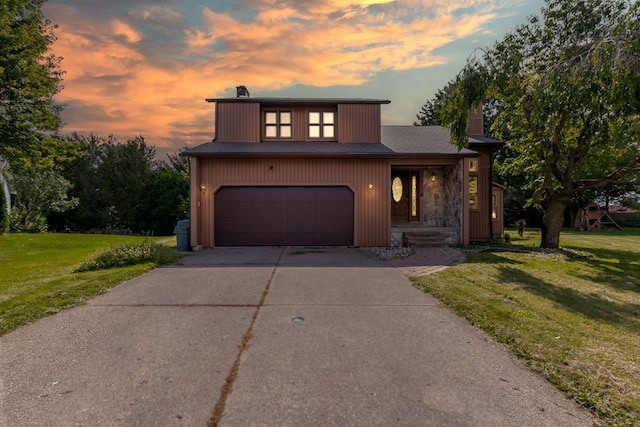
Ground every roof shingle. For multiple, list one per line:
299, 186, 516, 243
184, 126, 502, 158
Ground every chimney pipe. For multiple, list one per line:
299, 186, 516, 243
467, 104, 483, 136
236, 85, 250, 98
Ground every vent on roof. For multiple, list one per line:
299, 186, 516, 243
236, 85, 250, 98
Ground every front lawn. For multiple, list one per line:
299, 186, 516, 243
412, 228, 640, 426
0, 233, 179, 336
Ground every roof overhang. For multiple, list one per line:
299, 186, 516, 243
182, 142, 479, 159
205, 97, 391, 105
467, 136, 505, 149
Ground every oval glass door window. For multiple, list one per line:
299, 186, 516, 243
392, 177, 403, 202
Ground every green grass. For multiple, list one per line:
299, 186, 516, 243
412, 228, 640, 426
0, 233, 180, 336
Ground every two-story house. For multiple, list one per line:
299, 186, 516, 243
183, 91, 503, 248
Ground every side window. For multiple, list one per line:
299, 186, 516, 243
492, 193, 497, 219
265, 111, 292, 139
469, 159, 479, 210
308, 111, 335, 139
469, 176, 478, 209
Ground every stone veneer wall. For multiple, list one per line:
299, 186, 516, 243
389, 165, 463, 247
444, 163, 462, 228
421, 165, 462, 228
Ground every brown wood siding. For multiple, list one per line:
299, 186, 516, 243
192, 158, 390, 247
462, 158, 470, 245
292, 107, 307, 141
467, 104, 484, 136
216, 102, 382, 143
216, 102, 260, 142
469, 150, 492, 241
338, 104, 381, 143
189, 157, 200, 248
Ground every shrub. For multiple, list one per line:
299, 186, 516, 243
9, 208, 48, 233
75, 240, 180, 272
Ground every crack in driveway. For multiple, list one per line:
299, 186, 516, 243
208, 247, 284, 427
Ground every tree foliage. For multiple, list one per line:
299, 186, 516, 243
414, 88, 447, 126
49, 134, 189, 235
0, 0, 71, 168
415, 89, 543, 226
440, 0, 640, 248
10, 166, 78, 232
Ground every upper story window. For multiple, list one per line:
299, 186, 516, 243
265, 111, 291, 138
308, 111, 335, 139
468, 158, 478, 172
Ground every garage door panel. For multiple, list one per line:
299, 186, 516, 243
215, 186, 353, 246
264, 201, 283, 217
285, 200, 302, 214
284, 232, 306, 246
249, 188, 268, 201
302, 187, 320, 200
304, 217, 320, 230
232, 201, 250, 217
286, 216, 305, 232
284, 187, 303, 198
250, 217, 268, 231
302, 201, 319, 215
332, 221, 353, 233
317, 203, 332, 215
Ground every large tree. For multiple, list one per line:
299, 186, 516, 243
0, 0, 69, 168
440, 0, 640, 248
414, 88, 447, 126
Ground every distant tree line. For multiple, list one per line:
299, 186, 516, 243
44, 134, 189, 235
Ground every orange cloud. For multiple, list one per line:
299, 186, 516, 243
44, 0, 515, 155
112, 19, 143, 43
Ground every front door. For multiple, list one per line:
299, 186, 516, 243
391, 171, 420, 223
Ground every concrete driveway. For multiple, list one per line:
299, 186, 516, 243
0, 247, 594, 426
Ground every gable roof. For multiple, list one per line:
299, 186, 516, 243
381, 126, 479, 155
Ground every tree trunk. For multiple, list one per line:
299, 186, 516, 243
541, 197, 567, 249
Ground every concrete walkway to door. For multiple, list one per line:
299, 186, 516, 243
0, 247, 594, 426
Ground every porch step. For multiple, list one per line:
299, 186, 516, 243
403, 232, 448, 247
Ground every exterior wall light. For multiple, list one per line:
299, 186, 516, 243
200, 183, 206, 193
368, 184, 373, 191
431, 172, 436, 182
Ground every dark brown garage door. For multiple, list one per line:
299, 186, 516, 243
215, 186, 354, 246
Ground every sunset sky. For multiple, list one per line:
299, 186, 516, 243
43, 0, 545, 157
